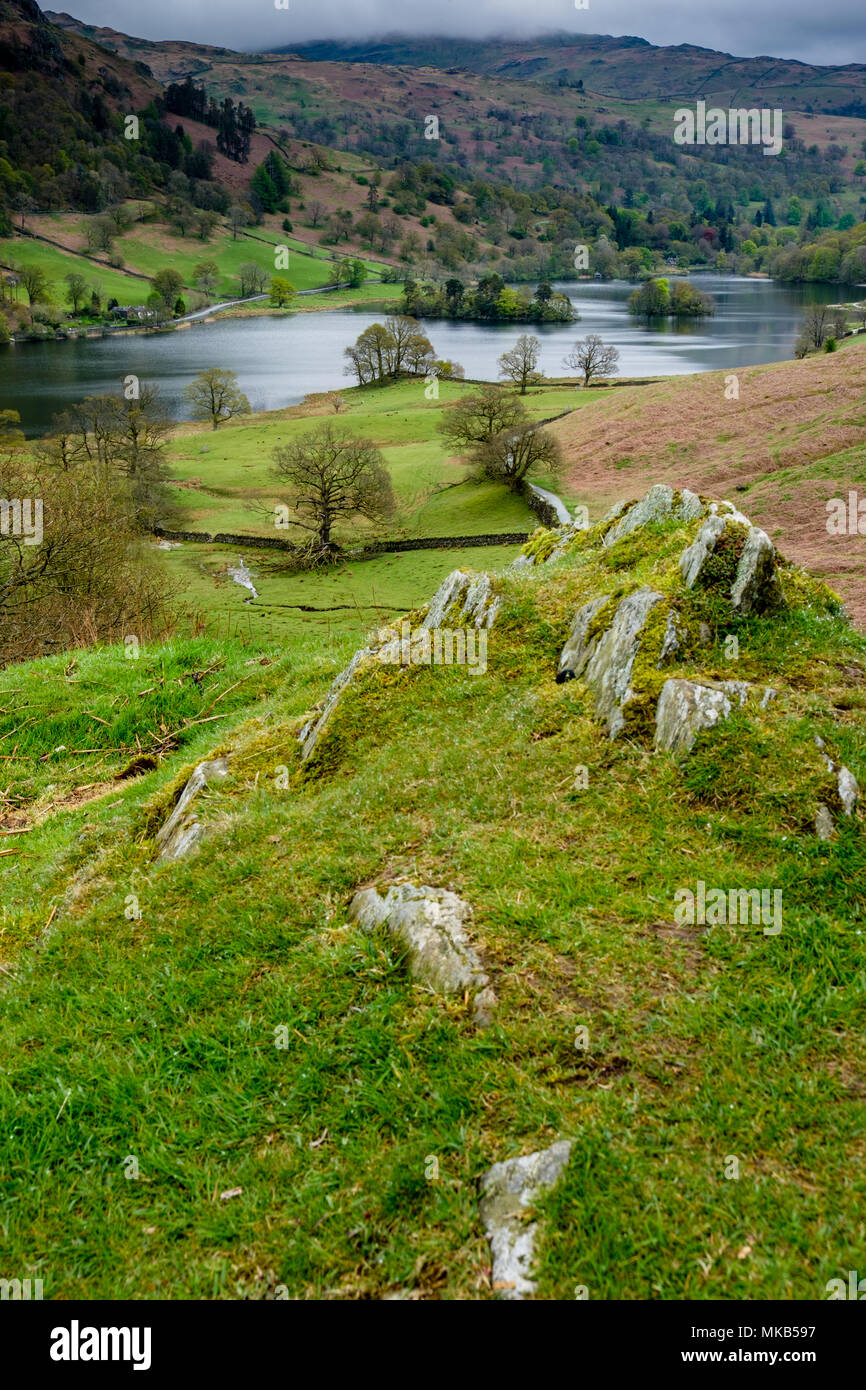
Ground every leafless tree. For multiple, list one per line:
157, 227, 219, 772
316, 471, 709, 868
498, 334, 543, 394
563, 334, 620, 387
470, 422, 562, 492
272, 423, 395, 555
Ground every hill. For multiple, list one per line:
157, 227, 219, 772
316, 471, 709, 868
39, 11, 866, 285
546, 334, 866, 625
0, 480, 863, 1298
0, 0, 164, 222
275, 31, 866, 116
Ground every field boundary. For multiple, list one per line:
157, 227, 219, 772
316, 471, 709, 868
153, 526, 530, 554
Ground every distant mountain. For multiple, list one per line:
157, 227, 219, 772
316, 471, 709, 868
274, 31, 866, 117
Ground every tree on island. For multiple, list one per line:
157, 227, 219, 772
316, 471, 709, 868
183, 368, 251, 430
563, 335, 620, 388
272, 423, 395, 558
628, 278, 714, 319
344, 316, 436, 385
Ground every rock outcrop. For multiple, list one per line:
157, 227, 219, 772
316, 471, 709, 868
556, 587, 669, 737
654, 678, 749, 757
479, 1140, 572, 1299
298, 569, 500, 764
602, 483, 703, 548
154, 758, 229, 864
348, 883, 496, 1027
679, 504, 782, 615
814, 736, 860, 838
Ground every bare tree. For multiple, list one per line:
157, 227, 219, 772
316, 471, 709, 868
498, 334, 543, 394
272, 423, 395, 556
237, 262, 268, 297
307, 199, 327, 228
801, 305, 830, 351
470, 422, 562, 492
439, 386, 526, 452
228, 203, 253, 240
563, 335, 620, 387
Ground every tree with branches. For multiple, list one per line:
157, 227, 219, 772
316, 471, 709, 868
439, 386, 526, 453
470, 422, 562, 493
183, 368, 251, 430
498, 334, 543, 394
563, 335, 620, 387
272, 424, 395, 557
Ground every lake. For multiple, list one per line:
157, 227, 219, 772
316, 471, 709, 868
0, 274, 854, 435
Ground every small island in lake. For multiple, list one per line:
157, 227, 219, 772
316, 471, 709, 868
628, 277, 715, 319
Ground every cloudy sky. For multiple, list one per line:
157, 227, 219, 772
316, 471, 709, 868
65, 0, 866, 66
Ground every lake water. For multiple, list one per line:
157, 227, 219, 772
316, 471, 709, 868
0, 274, 854, 435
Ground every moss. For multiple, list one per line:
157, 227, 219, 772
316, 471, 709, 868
777, 564, 844, 616
522, 527, 560, 563
582, 591, 623, 648
301, 654, 413, 780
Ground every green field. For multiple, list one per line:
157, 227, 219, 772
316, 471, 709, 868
157, 379, 585, 641
1, 219, 387, 314
165, 379, 584, 542
0, 235, 148, 305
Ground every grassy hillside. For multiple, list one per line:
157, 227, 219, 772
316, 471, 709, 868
546, 333, 866, 625
152, 378, 580, 643
0, 491, 863, 1299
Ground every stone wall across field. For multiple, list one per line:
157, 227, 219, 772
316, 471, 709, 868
152, 527, 530, 554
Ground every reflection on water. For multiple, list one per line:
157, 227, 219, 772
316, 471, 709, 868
0, 274, 854, 435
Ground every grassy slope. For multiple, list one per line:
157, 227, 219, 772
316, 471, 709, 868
156, 379, 583, 641
1, 504, 864, 1299
0, 219, 362, 309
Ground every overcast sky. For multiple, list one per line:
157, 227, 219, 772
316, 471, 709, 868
63, 0, 866, 67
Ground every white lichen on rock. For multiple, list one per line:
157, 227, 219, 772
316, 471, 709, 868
348, 882, 496, 1026
557, 587, 666, 737
602, 483, 703, 548
479, 1140, 572, 1300
654, 679, 749, 757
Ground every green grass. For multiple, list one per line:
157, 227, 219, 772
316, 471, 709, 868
0, 501, 864, 1299
0, 236, 149, 305
158, 542, 524, 645
165, 379, 580, 540
0, 222, 371, 310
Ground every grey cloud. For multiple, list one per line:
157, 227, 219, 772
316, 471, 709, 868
66, 0, 866, 66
